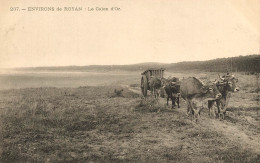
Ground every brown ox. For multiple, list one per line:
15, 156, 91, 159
180, 77, 222, 121
161, 77, 181, 108
149, 77, 162, 98
208, 74, 239, 119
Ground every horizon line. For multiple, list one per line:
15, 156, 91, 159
1, 54, 259, 69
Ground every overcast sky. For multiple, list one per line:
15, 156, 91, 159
0, 0, 259, 68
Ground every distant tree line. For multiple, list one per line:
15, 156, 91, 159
14, 54, 260, 73
166, 55, 260, 73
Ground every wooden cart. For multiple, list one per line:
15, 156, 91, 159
141, 68, 165, 96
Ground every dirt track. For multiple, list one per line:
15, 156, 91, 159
127, 85, 260, 160
162, 98, 260, 156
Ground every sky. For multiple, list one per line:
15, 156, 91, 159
0, 0, 259, 68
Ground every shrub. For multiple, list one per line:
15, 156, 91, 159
129, 83, 139, 87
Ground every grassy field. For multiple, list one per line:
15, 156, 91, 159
0, 71, 259, 162
0, 71, 140, 90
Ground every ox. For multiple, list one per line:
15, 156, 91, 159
208, 74, 239, 119
149, 77, 162, 98
180, 77, 222, 121
162, 77, 181, 108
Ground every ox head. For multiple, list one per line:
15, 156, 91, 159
168, 77, 180, 85
161, 77, 180, 88
200, 81, 222, 100
171, 83, 180, 94
218, 74, 239, 92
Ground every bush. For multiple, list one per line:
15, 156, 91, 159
109, 89, 124, 98
129, 83, 139, 87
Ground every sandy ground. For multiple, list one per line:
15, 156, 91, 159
130, 84, 260, 158
0, 73, 259, 162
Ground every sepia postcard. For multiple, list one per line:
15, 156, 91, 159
0, 0, 259, 162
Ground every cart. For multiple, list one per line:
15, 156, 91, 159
141, 68, 165, 96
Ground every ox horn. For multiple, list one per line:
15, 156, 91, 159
171, 82, 176, 85
231, 74, 235, 78
212, 79, 218, 84
218, 73, 225, 81
197, 78, 206, 86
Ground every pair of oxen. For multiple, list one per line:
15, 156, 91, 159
149, 74, 239, 120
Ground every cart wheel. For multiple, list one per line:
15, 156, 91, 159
141, 75, 148, 97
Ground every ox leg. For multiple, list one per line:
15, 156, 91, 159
220, 100, 226, 120
208, 100, 211, 116
222, 99, 227, 120
216, 101, 221, 119
172, 96, 175, 109
186, 104, 190, 116
157, 90, 160, 98
187, 103, 193, 120
208, 100, 216, 118
222, 105, 227, 120
151, 88, 154, 97
223, 112, 226, 120
156, 89, 159, 98
191, 109, 195, 121
187, 100, 192, 116
195, 114, 199, 122
177, 97, 180, 108
198, 108, 202, 121
166, 95, 169, 106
